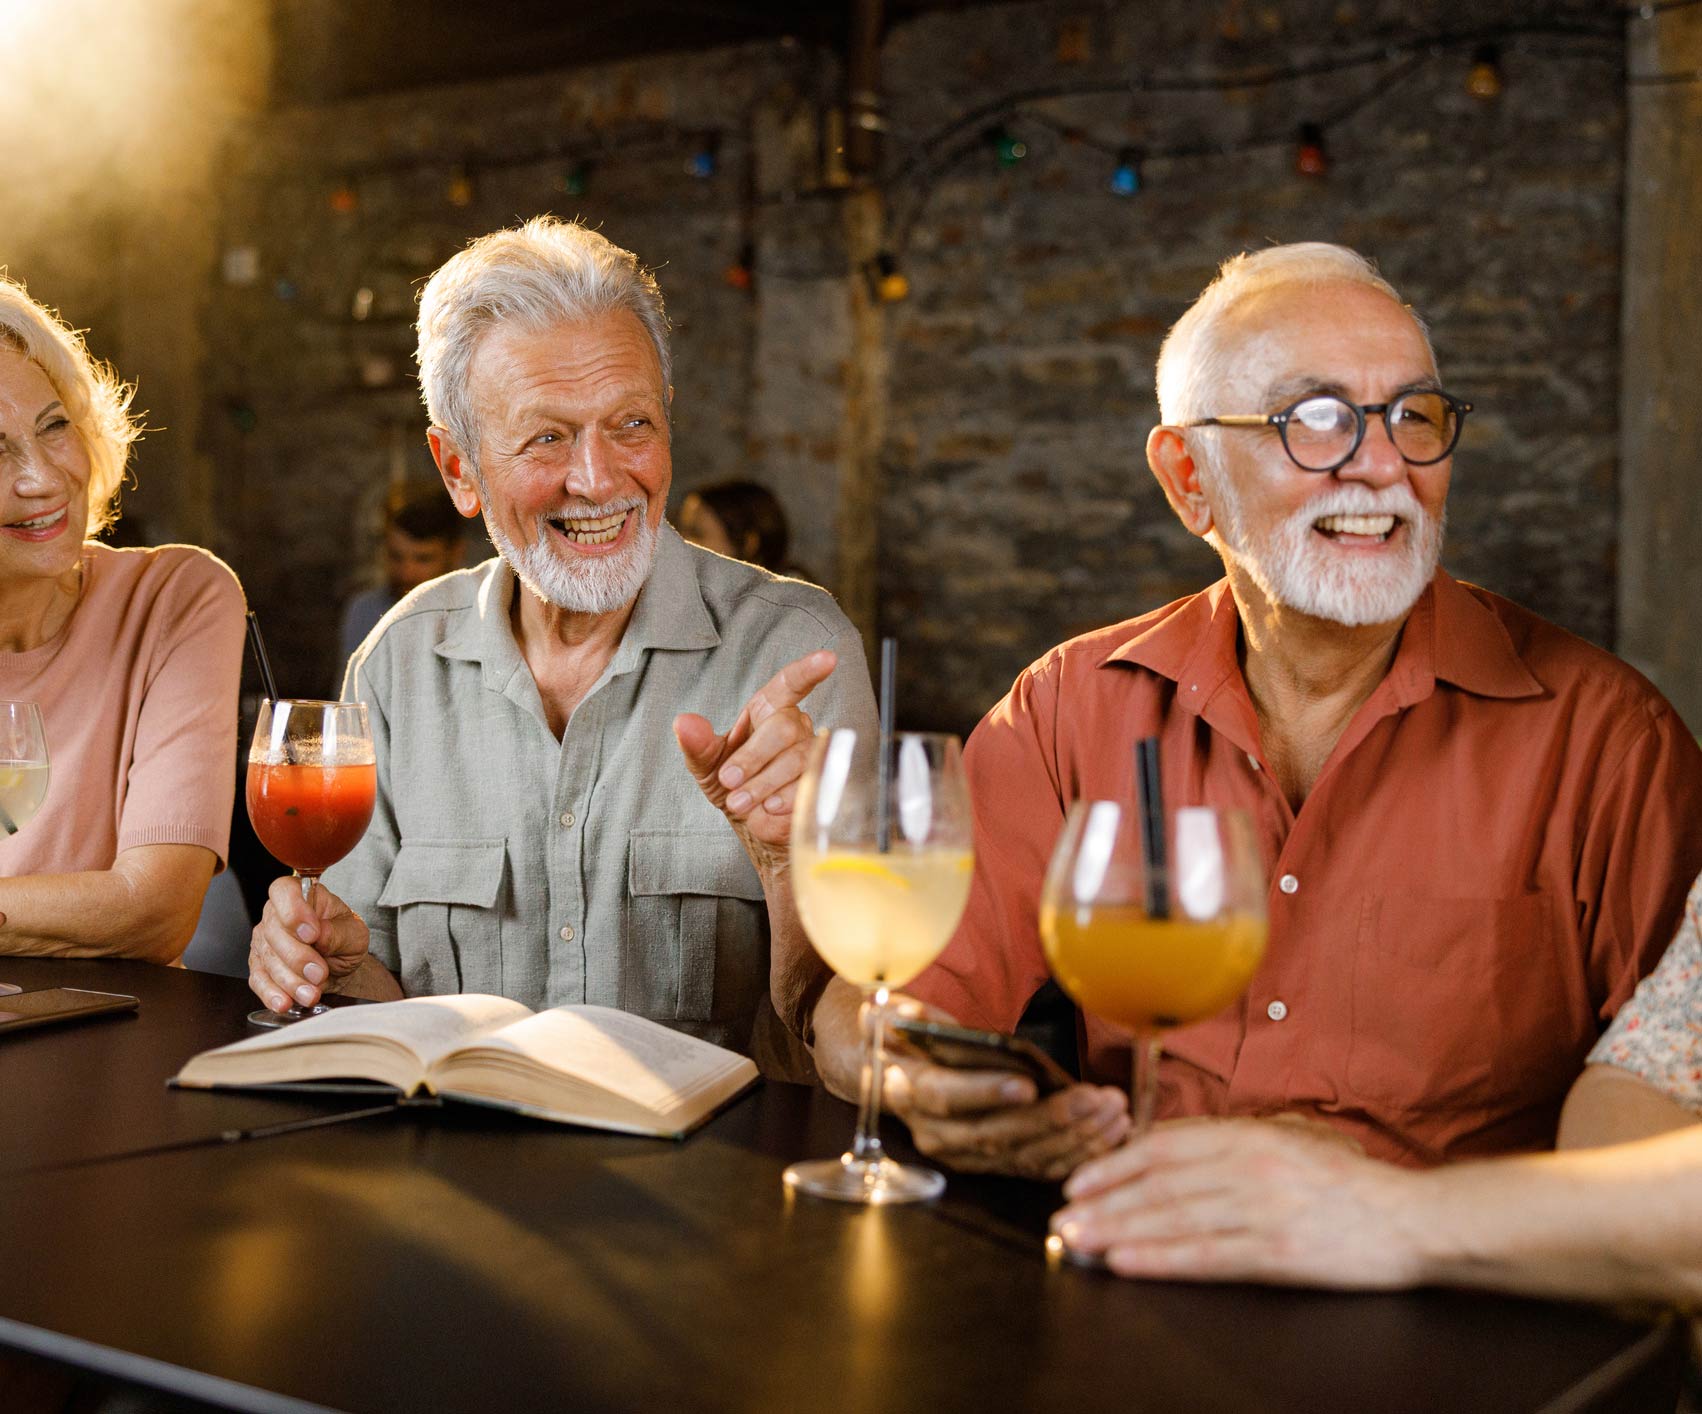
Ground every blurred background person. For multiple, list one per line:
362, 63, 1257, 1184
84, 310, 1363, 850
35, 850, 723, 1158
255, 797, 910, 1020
678, 479, 814, 583
337, 484, 468, 665
0, 276, 245, 964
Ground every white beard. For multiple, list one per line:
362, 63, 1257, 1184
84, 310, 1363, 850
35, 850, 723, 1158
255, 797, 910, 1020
1207, 474, 1444, 628
488, 496, 658, 615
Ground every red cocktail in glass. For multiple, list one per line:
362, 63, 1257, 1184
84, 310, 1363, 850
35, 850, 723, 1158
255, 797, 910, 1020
247, 761, 376, 875
246, 699, 375, 1028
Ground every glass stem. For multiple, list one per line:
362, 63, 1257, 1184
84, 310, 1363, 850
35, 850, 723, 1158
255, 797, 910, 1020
1130, 1032, 1163, 1136
848, 985, 890, 1168
299, 872, 315, 905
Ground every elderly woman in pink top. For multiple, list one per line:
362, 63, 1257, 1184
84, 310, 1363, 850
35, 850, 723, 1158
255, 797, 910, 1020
0, 277, 245, 963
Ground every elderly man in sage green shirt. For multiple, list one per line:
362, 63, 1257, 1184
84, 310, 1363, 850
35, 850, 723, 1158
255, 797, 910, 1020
245, 217, 875, 1065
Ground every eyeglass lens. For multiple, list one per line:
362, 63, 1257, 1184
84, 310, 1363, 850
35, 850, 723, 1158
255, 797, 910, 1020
1285, 393, 1459, 470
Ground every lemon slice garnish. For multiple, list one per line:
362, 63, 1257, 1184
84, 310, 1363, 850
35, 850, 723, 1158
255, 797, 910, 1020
809, 856, 913, 888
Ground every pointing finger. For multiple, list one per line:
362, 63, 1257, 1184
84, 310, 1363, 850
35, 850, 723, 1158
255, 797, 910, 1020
745, 650, 837, 727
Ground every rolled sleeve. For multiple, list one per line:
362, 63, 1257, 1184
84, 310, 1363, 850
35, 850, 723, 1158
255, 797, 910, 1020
1575, 702, 1702, 1026
907, 658, 1060, 1032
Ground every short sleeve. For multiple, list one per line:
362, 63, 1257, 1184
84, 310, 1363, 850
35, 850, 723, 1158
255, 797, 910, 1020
907, 659, 1061, 1032
115, 551, 247, 864
1587, 875, 1702, 1112
1575, 701, 1702, 1026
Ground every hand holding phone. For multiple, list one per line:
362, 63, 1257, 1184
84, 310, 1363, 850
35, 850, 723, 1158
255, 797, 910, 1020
890, 1016, 1075, 1095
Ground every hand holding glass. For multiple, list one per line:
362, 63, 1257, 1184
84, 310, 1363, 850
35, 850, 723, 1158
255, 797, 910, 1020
785, 729, 974, 1204
245, 699, 376, 1028
0, 701, 49, 837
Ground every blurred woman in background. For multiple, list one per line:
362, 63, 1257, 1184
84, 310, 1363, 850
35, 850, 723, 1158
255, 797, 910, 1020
678, 478, 814, 583
0, 276, 245, 963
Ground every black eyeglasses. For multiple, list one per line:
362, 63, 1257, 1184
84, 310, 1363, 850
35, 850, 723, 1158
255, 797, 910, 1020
1182, 390, 1473, 473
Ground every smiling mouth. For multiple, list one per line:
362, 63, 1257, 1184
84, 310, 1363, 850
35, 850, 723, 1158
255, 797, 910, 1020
1313, 512, 1399, 543
547, 509, 631, 546
3, 506, 67, 533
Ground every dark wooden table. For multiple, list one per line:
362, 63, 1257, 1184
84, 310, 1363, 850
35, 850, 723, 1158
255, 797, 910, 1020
0, 960, 1683, 1413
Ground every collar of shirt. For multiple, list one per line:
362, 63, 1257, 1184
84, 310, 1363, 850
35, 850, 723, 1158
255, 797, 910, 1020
1095, 569, 1545, 760
429, 523, 721, 699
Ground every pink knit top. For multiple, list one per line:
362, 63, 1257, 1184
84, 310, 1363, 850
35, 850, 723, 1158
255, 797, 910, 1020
0, 543, 246, 877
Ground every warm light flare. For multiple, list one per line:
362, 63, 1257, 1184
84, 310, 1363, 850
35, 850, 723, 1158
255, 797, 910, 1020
0, 0, 266, 254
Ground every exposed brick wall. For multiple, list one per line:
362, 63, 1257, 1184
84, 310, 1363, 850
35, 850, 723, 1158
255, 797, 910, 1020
877, 0, 1625, 732
198, 2, 1628, 731
201, 43, 837, 693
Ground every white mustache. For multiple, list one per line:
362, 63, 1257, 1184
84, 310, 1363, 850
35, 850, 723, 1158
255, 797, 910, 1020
1293, 485, 1427, 525
544, 496, 644, 521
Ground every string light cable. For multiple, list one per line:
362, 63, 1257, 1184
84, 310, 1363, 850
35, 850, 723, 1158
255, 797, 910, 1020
878, 5, 1699, 268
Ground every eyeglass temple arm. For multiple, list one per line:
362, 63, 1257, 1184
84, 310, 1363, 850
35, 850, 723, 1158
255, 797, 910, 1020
1181, 415, 1274, 428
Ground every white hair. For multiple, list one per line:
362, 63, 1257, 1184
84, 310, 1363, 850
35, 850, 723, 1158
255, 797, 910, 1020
0, 274, 140, 535
1155, 243, 1436, 426
415, 216, 671, 477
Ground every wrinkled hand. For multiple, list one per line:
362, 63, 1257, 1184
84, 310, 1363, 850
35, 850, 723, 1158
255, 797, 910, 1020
881, 998, 1129, 1183
674, 649, 836, 874
1051, 1117, 1424, 1288
246, 877, 371, 1015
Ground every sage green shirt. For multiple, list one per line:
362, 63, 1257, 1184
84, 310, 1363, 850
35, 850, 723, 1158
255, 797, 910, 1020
325, 525, 877, 1054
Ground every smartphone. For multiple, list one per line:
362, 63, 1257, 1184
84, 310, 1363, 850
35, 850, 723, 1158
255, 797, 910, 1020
0, 987, 139, 1035
889, 1017, 1074, 1096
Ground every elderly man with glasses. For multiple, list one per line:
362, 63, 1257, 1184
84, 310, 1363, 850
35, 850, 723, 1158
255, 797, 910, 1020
808, 241, 1702, 1179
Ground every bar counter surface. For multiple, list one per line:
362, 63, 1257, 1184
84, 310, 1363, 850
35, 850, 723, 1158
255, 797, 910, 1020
0, 959, 1683, 1413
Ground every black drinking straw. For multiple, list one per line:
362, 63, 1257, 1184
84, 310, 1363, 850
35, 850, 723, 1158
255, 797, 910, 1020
875, 637, 897, 854
1135, 736, 1169, 919
245, 611, 280, 703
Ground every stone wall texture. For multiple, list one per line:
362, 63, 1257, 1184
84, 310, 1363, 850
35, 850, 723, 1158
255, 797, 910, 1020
197, 1, 1631, 728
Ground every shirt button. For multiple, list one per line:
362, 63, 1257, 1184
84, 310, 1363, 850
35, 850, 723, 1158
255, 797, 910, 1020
1279, 874, 1299, 895
559, 811, 575, 828
1247, 754, 1261, 772
559, 925, 575, 942
1266, 999, 1289, 1022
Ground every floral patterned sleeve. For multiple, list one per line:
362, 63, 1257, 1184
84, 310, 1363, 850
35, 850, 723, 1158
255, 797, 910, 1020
1587, 875, 1702, 1112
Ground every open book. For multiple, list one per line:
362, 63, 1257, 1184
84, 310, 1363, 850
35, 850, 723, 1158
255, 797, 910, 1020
173, 995, 758, 1139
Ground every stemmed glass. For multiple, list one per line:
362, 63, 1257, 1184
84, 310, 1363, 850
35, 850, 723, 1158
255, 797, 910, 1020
245, 699, 376, 1029
784, 729, 975, 1204
1041, 800, 1267, 1147
0, 701, 49, 838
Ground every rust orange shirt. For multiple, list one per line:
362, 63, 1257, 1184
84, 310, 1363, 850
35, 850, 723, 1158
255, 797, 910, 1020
910, 572, 1702, 1166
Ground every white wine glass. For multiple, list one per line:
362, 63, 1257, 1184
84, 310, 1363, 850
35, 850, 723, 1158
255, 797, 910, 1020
785, 729, 974, 1204
0, 701, 49, 838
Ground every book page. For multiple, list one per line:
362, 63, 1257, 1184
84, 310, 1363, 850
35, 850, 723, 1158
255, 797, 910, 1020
448, 1005, 752, 1113
197, 994, 532, 1070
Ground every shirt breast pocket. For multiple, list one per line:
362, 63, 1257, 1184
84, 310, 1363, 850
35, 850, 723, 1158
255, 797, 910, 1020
1347, 890, 1566, 1115
626, 831, 766, 1023
377, 838, 508, 999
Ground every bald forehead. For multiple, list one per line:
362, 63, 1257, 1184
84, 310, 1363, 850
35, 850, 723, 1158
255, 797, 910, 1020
1213, 279, 1437, 404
